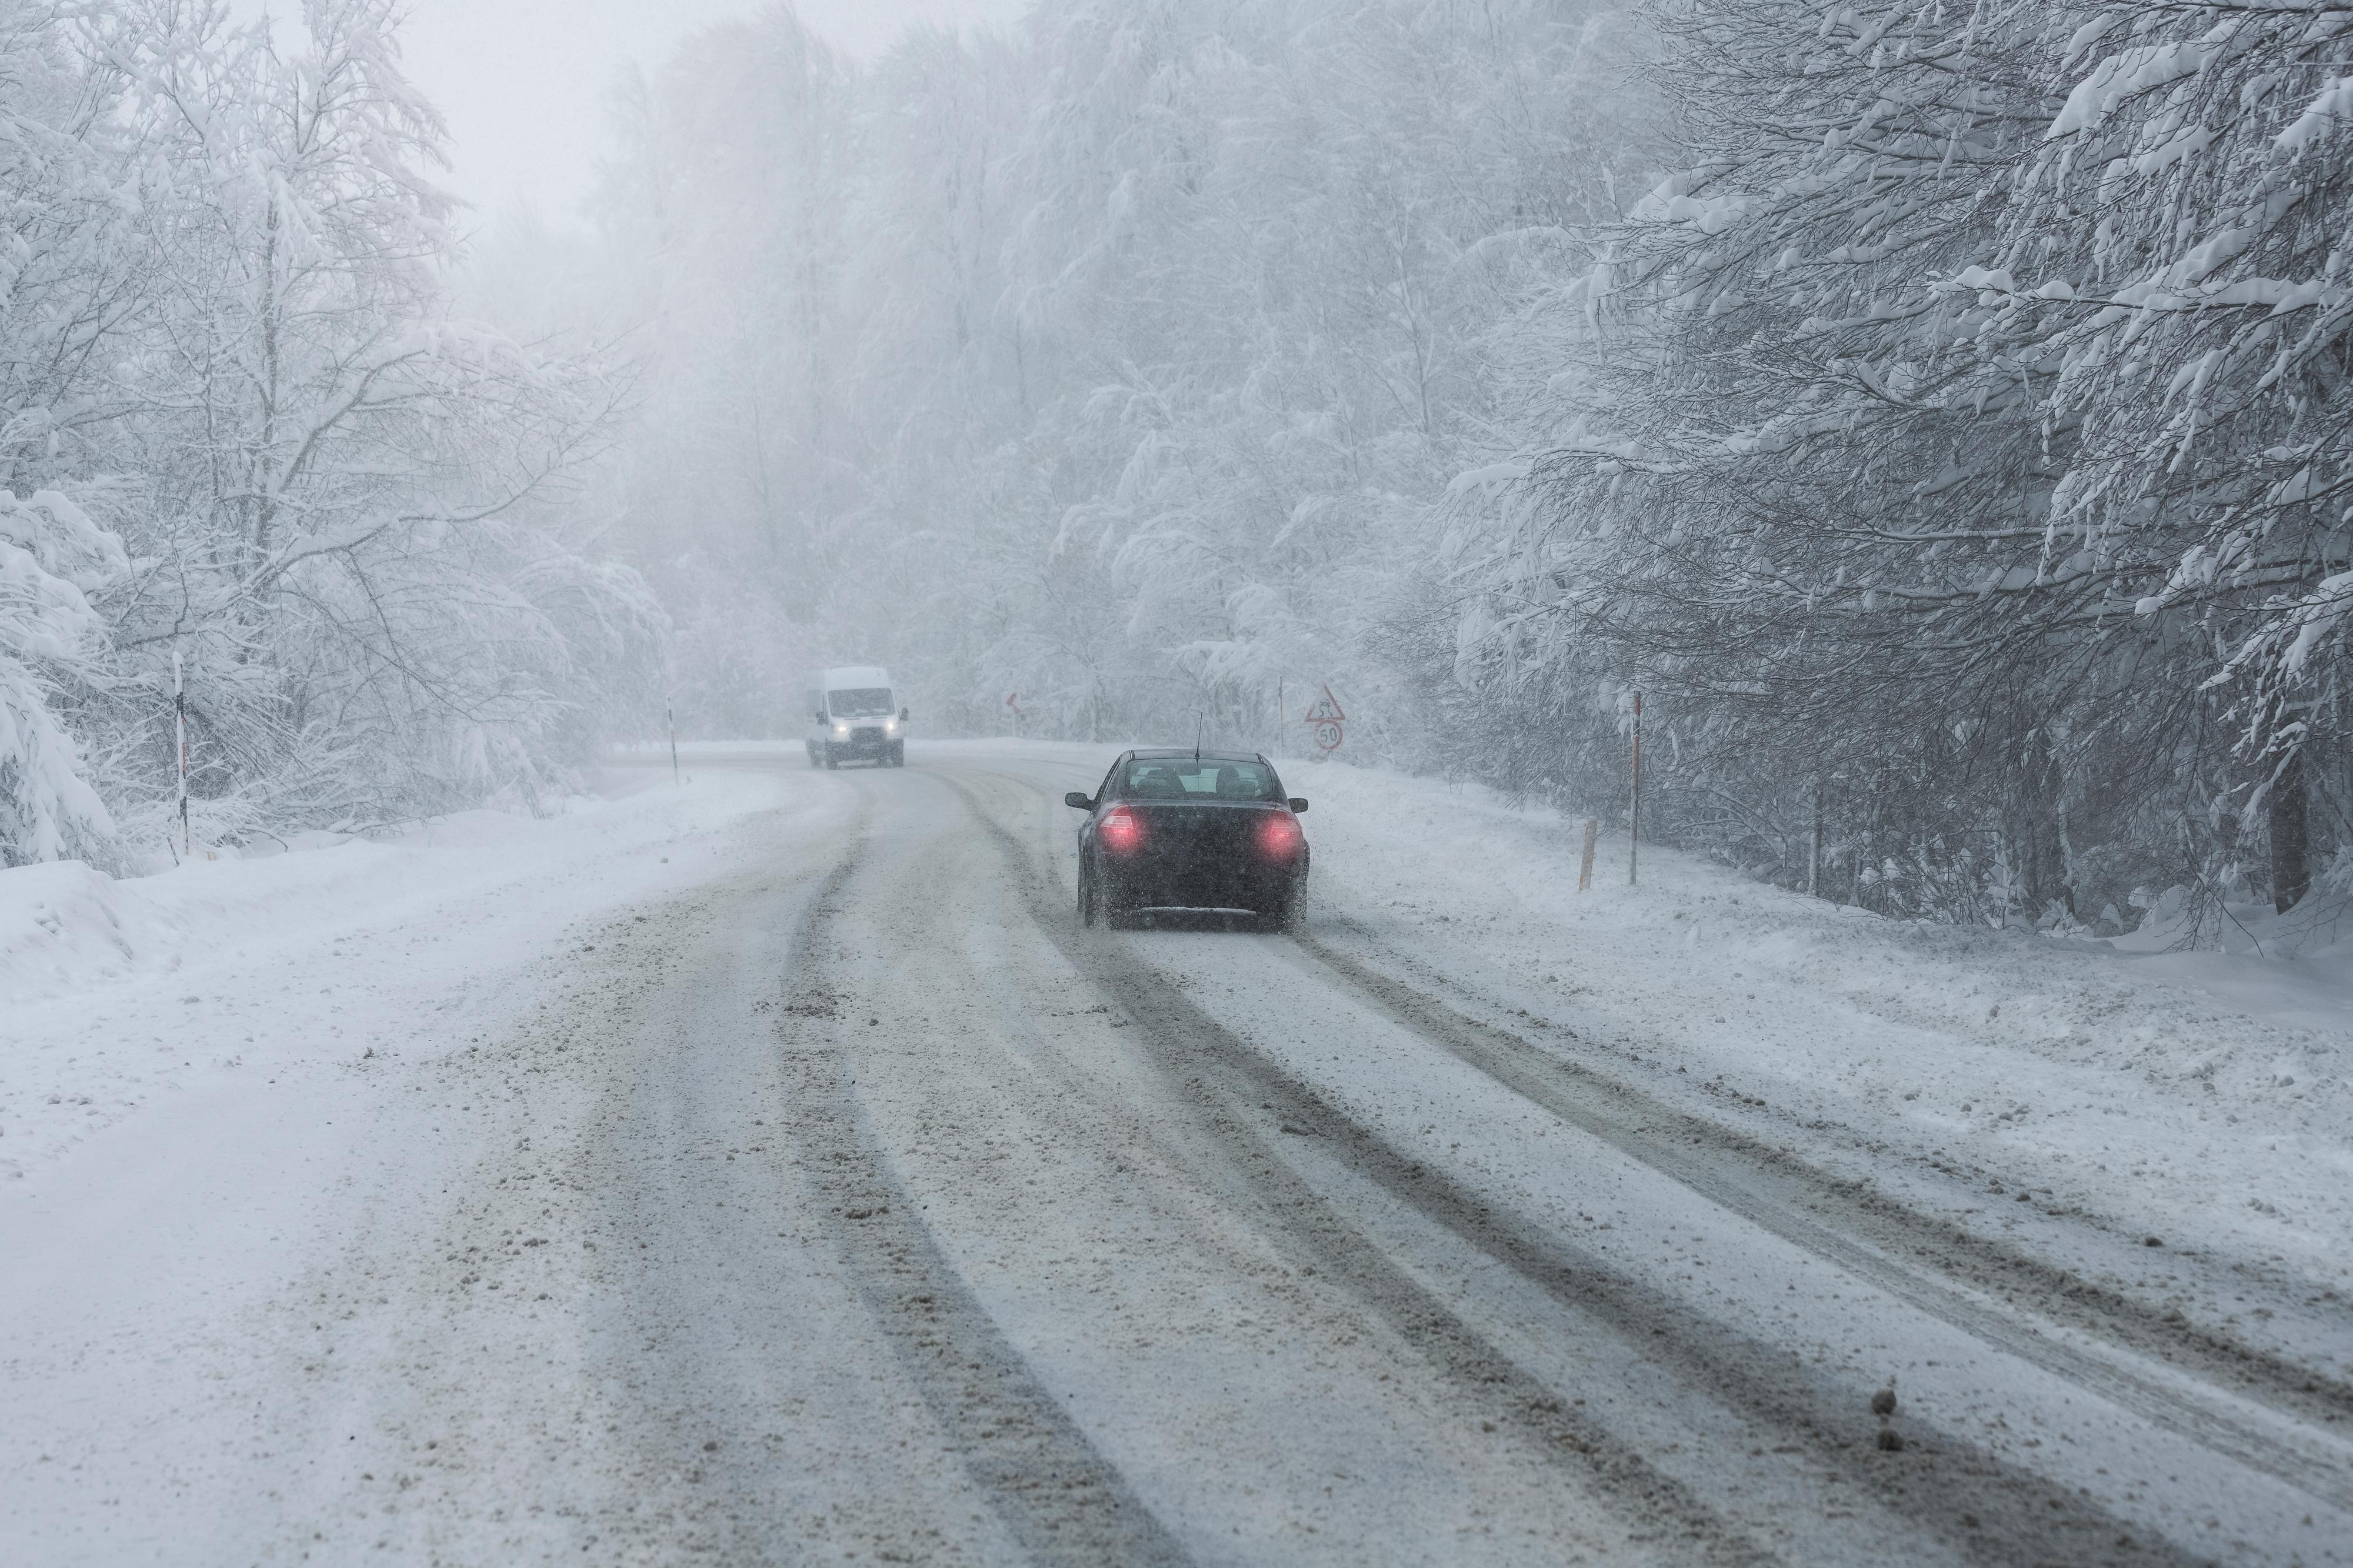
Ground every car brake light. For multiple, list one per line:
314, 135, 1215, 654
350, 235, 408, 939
1257, 812, 1303, 858
1098, 807, 1144, 853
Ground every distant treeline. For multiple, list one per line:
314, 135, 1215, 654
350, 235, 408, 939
605, 0, 2352, 927
13, 0, 2351, 932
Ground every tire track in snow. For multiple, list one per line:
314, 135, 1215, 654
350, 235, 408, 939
938, 771, 1782, 1566
1287, 925, 2353, 1515
944, 765, 2231, 1567
775, 806, 1196, 1568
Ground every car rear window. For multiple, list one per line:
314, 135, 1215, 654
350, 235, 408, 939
1120, 760, 1284, 801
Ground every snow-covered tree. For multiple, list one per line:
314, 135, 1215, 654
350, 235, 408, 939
91, 0, 647, 832
1435, 0, 2353, 920
1974, 0, 2353, 909
0, 491, 121, 864
1444, 0, 2097, 905
597, 0, 1657, 742
0, 0, 664, 866
0, 0, 139, 864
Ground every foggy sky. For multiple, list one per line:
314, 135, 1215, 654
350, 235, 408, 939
241, 1, 1034, 222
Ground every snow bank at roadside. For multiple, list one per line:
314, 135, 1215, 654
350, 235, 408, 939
1286, 758, 2352, 1287
612, 739, 803, 757
0, 766, 814, 1175
0, 773, 785, 1008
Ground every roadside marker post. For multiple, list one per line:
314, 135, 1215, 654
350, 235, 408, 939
1578, 818, 1598, 892
1629, 691, 1642, 888
1808, 778, 1821, 897
174, 649, 189, 860
668, 701, 680, 787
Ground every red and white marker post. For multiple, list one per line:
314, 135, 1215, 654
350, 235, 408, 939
174, 649, 190, 860
1629, 690, 1643, 888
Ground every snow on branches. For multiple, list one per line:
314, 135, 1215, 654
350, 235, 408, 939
2015, 2, 2353, 744
0, 0, 654, 866
0, 491, 122, 865
1445, 0, 2353, 921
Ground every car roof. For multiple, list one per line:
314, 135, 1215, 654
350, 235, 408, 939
1126, 749, 1268, 763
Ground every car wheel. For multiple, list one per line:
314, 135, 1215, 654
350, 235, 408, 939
1099, 878, 1134, 930
1077, 862, 1097, 929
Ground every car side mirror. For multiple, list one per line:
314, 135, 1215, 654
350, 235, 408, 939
899, 706, 909, 722
1288, 798, 1309, 812
1063, 792, 1095, 810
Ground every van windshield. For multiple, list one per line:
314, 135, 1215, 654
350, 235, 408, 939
827, 688, 894, 718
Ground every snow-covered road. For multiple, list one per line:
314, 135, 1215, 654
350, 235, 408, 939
5, 743, 2350, 1564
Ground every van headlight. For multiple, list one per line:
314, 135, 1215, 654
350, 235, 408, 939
884, 716, 899, 733
831, 722, 848, 735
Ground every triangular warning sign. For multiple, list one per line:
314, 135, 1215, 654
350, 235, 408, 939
1301, 685, 1346, 723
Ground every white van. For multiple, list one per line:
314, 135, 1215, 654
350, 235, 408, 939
804, 666, 907, 768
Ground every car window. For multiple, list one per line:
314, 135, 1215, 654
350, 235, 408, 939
826, 688, 893, 717
1119, 760, 1282, 800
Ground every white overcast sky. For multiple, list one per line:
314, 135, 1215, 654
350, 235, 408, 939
236, 1, 1032, 223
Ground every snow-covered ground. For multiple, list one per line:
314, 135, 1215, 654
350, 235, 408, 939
4, 740, 2348, 1562
9, 743, 2348, 1304
0, 768, 815, 1177
1288, 756, 2351, 1302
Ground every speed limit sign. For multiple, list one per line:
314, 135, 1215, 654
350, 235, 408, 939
1303, 686, 1346, 753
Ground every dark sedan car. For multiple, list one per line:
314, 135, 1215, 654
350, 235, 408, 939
1064, 749, 1309, 930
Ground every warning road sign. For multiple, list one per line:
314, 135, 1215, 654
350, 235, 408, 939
1302, 685, 1346, 752
1301, 685, 1345, 725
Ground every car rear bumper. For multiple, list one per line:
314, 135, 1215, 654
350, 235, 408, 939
1098, 860, 1304, 913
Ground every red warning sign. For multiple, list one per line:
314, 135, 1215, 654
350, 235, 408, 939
1302, 685, 1345, 752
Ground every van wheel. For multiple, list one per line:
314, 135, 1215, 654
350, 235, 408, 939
891, 742, 906, 768
824, 749, 839, 770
